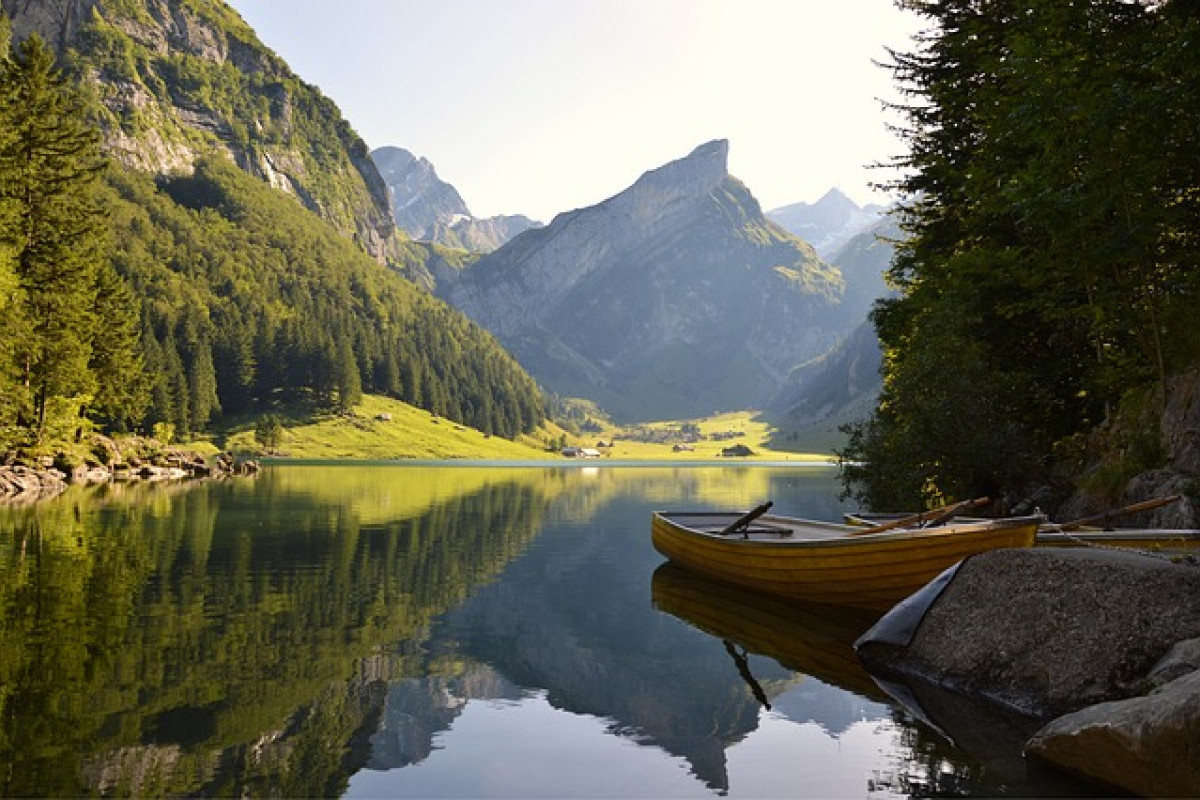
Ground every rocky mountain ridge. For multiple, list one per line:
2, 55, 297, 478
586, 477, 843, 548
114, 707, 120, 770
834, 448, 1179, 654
372, 145, 540, 252
434, 140, 852, 422
767, 215, 900, 447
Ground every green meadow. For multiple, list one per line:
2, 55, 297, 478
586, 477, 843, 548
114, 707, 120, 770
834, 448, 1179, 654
214, 396, 834, 463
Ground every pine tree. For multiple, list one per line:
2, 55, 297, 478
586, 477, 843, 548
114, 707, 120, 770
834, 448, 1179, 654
0, 34, 108, 439
0, 15, 23, 442
88, 259, 148, 430
336, 335, 361, 411
844, 0, 1197, 507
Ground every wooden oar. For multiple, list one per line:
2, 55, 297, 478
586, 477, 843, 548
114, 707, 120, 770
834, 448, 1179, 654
848, 497, 990, 536
1059, 494, 1182, 531
719, 501, 774, 536
920, 496, 993, 528
723, 640, 772, 710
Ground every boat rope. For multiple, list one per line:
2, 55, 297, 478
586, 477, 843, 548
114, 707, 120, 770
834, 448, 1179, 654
1039, 521, 1199, 567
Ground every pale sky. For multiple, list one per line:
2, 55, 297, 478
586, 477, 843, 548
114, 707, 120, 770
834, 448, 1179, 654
224, 0, 924, 222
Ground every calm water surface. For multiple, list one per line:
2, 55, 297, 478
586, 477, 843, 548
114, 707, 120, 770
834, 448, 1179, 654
0, 464, 1109, 797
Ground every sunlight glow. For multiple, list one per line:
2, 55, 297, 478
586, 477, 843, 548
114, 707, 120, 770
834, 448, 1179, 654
225, 0, 924, 220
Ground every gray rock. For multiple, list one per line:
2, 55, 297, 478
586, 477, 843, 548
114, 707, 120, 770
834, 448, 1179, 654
1163, 368, 1200, 475
1146, 636, 1200, 688
1026, 668, 1200, 797
856, 548, 1200, 718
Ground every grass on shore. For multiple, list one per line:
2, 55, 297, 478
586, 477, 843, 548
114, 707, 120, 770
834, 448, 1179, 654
209, 395, 834, 463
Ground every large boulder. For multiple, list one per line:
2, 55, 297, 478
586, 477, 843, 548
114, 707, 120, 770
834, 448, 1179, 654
856, 547, 1200, 717
856, 547, 1200, 795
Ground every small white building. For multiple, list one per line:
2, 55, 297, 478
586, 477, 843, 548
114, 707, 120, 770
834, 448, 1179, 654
562, 447, 602, 459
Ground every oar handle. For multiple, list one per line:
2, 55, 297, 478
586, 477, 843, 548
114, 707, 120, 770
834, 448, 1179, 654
719, 501, 774, 536
1059, 494, 1182, 531
849, 497, 990, 536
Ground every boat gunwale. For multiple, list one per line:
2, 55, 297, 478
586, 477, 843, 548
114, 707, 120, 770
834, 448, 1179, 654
652, 510, 1043, 550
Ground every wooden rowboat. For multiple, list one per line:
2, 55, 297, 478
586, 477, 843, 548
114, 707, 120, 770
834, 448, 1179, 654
650, 508, 1041, 611
846, 511, 1200, 554
1036, 527, 1200, 551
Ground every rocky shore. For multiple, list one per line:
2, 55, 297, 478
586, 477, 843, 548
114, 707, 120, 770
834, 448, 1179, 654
0, 435, 258, 506
856, 547, 1200, 796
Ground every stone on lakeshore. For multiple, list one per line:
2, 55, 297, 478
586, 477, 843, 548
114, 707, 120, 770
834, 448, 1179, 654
856, 548, 1200, 718
1025, 667, 1200, 797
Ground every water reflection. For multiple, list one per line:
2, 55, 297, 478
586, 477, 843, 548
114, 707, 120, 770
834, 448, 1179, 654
0, 467, 555, 796
651, 562, 885, 705
0, 465, 1111, 797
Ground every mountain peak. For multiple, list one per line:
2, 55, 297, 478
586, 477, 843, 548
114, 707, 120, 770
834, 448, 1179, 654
688, 138, 729, 163
371, 146, 471, 239
815, 187, 858, 211
435, 141, 846, 421
767, 188, 886, 258
629, 139, 729, 195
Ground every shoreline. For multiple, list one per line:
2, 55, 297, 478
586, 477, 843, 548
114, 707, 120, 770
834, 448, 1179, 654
256, 456, 839, 468
0, 450, 259, 506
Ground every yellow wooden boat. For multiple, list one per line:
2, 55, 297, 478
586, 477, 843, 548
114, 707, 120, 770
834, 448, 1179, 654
651, 508, 1041, 611
845, 514, 1200, 553
844, 494, 1198, 554
1036, 527, 1200, 552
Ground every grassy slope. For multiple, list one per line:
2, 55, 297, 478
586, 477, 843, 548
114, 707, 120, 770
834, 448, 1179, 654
214, 396, 834, 462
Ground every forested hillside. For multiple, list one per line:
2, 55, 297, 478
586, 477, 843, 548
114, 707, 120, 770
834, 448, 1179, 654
108, 158, 544, 439
842, 0, 1200, 510
0, 8, 545, 454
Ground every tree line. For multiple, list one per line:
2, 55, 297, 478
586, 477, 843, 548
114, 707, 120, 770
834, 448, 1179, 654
842, 0, 1200, 508
0, 22, 544, 453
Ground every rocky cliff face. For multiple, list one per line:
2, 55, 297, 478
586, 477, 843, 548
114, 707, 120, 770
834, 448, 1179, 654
372, 145, 540, 252
373, 146, 471, 238
1054, 368, 1200, 527
429, 213, 541, 254
4, 0, 96, 50
3, 0, 399, 262
435, 140, 850, 421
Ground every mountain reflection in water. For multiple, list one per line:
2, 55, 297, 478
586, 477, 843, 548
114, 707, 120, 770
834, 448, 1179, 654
0, 464, 1114, 798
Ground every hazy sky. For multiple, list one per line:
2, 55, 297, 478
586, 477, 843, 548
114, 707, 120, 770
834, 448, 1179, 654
224, 0, 924, 222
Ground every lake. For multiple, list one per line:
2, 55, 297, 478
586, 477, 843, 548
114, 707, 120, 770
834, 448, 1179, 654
0, 463, 1109, 797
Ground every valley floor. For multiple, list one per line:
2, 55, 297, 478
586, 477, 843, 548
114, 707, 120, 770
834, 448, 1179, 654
214, 396, 834, 463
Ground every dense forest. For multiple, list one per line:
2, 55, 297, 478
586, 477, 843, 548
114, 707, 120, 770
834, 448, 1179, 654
0, 16, 544, 454
842, 0, 1200, 508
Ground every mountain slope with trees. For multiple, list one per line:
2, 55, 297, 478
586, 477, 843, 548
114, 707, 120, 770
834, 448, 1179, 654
4, 0, 403, 264
109, 156, 544, 440
841, 0, 1200, 515
0, 2, 547, 454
